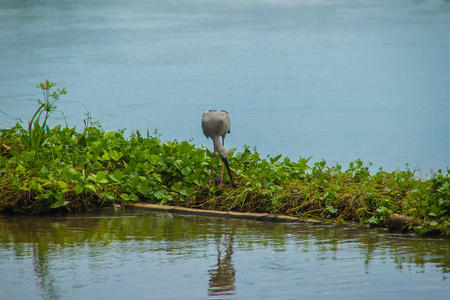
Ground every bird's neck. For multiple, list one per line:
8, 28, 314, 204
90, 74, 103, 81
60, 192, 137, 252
212, 136, 222, 150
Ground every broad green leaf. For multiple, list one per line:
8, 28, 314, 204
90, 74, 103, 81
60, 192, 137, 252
113, 169, 123, 181
75, 184, 84, 195
428, 204, 441, 217
149, 154, 159, 164
429, 220, 439, 227
85, 184, 96, 193
35, 192, 52, 200
270, 154, 282, 163
110, 150, 120, 161
29, 180, 39, 190
50, 199, 69, 209
96, 170, 107, 181
129, 194, 139, 201
153, 190, 166, 199
57, 180, 68, 189
174, 160, 184, 170
181, 166, 191, 176
39, 166, 49, 177
103, 193, 115, 201
139, 184, 149, 195
129, 176, 140, 188
52, 191, 62, 201
171, 182, 182, 193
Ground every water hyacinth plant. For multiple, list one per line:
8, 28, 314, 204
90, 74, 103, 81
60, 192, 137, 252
0, 81, 450, 236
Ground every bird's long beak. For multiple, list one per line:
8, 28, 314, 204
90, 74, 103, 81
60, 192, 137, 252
222, 157, 233, 182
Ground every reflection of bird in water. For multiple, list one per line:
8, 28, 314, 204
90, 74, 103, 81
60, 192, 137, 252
208, 234, 236, 297
201, 110, 233, 186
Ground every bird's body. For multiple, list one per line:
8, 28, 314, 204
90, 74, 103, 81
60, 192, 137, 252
201, 110, 233, 185
202, 110, 230, 140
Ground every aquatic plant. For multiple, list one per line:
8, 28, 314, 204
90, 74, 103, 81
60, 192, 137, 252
1, 81, 449, 236
19, 80, 67, 167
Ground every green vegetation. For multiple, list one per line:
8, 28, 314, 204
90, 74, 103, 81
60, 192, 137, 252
1, 81, 449, 236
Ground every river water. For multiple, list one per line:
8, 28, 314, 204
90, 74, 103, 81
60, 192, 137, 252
1, 210, 450, 299
1, 1, 450, 298
1, 0, 449, 173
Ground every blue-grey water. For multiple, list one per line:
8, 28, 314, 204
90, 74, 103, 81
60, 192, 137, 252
1, 0, 449, 173
1, 210, 450, 300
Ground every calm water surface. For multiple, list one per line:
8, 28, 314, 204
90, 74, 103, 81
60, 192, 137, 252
1, 0, 449, 173
0, 210, 450, 299
1, 1, 450, 298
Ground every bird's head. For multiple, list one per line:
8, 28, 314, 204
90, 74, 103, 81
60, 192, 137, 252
217, 145, 228, 162
218, 145, 233, 182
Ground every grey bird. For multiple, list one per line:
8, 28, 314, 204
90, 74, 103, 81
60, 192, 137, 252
201, 110, 233, 186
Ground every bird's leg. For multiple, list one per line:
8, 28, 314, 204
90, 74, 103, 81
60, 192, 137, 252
218, 158, 233, 187
210, 151, 217, 176
218, 137, 228, 186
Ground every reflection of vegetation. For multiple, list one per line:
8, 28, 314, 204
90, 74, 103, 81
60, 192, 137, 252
1, 211, 450, 298
1, 212, 450, 274
1, 81, 450, 236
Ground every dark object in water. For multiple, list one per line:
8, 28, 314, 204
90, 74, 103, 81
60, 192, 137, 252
388, 214, 418, 232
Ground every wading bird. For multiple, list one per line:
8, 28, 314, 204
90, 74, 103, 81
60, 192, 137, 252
201, 110, 233, 186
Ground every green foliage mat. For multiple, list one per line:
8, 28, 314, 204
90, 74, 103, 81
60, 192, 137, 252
1, 81, 449, 236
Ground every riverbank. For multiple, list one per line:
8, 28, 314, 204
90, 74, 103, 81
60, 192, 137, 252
1, 82, 449, 236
